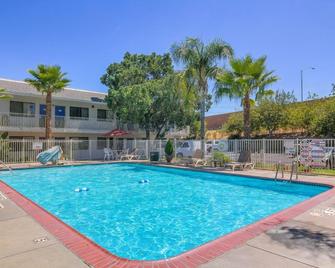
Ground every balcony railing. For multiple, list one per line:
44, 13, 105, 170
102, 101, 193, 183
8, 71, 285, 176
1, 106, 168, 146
0, 113, 118, 132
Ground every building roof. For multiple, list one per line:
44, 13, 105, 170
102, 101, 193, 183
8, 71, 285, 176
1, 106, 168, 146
0, 78, 107, 103
205, 111, 240, 130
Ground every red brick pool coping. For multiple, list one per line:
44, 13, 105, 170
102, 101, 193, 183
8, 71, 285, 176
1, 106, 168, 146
1, 173, 335, 268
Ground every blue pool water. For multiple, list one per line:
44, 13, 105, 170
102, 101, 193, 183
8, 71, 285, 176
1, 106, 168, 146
0, 164, 329, 260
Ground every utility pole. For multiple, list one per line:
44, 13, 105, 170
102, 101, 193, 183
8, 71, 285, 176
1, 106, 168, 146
300, 70, 304, 101
300, 67, 315, 102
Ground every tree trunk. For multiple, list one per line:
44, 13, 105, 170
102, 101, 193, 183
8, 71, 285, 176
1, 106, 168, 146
243, 94, 251, 138
145, 128, 150, 140
199, 80, 208, 159
155, 121, 167, 139
45, 92, 52, 139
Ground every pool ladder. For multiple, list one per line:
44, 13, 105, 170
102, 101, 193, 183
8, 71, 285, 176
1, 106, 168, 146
0, 161, 13, 174
275, 161, 298, 182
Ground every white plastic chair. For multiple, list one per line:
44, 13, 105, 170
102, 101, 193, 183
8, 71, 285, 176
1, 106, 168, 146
103, 148, 112, 161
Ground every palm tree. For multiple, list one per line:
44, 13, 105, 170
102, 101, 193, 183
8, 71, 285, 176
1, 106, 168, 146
171, 37, 233, 157
215, 55, 278, 138
25, 65, 70, 139
0, 88, 12, 100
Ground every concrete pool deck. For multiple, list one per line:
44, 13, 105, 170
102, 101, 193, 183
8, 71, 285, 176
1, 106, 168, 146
0, 161, 334, 267
0, 190, 88, 267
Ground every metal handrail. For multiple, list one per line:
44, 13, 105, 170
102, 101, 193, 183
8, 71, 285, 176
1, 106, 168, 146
0, 161, 12, 173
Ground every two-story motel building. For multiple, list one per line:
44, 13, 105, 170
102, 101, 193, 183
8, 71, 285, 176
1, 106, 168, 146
0, 78, 190, 161
0, 78, 147, 143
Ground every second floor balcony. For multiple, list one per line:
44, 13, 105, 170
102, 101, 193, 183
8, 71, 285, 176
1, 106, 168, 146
0, 112, 181, 137
0, 112, 120, 133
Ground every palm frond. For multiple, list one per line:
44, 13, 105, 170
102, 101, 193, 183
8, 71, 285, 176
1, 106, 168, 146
0, 88, 12, 100
214, 55, 279, 106
25, 64, 71, 94
171, 37, 233, 93
205, 39, 234, 63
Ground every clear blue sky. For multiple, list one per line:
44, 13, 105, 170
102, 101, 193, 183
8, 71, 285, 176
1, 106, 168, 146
1, 0, 334, 115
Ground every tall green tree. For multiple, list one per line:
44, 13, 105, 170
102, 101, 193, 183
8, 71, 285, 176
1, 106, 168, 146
102, 53, 197, 139
101, 52, 173, 90
25, 65, 70, 139
108, 73, 197, 139
0, 88, 12, 100
171, 37, 233, 156
215, 55, 278, 138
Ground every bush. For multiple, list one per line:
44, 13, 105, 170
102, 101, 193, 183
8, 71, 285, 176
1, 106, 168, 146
313, 99, 335, 137
0, 132, 10, 160
224, 113, 243, 136
212, 151, 230, 163
165, 139, 174, 162
165, 140, 174, 155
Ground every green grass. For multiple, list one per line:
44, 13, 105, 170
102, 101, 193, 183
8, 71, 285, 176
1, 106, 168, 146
254, 162, 335, 177
309, 168, 335, 176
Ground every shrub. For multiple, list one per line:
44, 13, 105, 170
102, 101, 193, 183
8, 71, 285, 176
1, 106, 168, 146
0, 132, 10, 160
212, 151, 230, 163
165, 140, 174, 155
165, 139, 174, 162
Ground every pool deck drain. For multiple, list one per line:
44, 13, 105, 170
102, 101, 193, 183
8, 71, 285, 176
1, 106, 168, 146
0, 162, 334, 267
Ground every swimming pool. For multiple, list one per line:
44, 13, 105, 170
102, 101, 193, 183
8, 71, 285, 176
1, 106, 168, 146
0, 163, 329, 261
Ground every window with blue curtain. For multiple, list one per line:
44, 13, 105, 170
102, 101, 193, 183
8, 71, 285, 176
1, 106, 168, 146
39, 104, 46, 115
55, 106, 65, 116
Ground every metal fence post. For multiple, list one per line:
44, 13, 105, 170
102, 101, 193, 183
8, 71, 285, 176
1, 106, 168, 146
22, 139, 25, 163
123, 139, 126, 150
262, 139, 266, 168
70, 139, 73, 161
89, 139, 92, 160
234, 139, 237, 154
159, 139, 162, 160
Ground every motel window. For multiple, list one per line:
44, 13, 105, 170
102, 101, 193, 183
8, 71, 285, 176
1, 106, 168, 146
10, 101, 35, 116
97, 109, 107, 120
97, 137, 107, 149
70, 107, 89, 119
97, 109, 113, 121
70, 137, 89, 150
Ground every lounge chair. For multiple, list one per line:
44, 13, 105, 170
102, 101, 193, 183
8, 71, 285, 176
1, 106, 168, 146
180, 149, 208, 167
120, 148, 140, 160
224, 151, 254, 171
